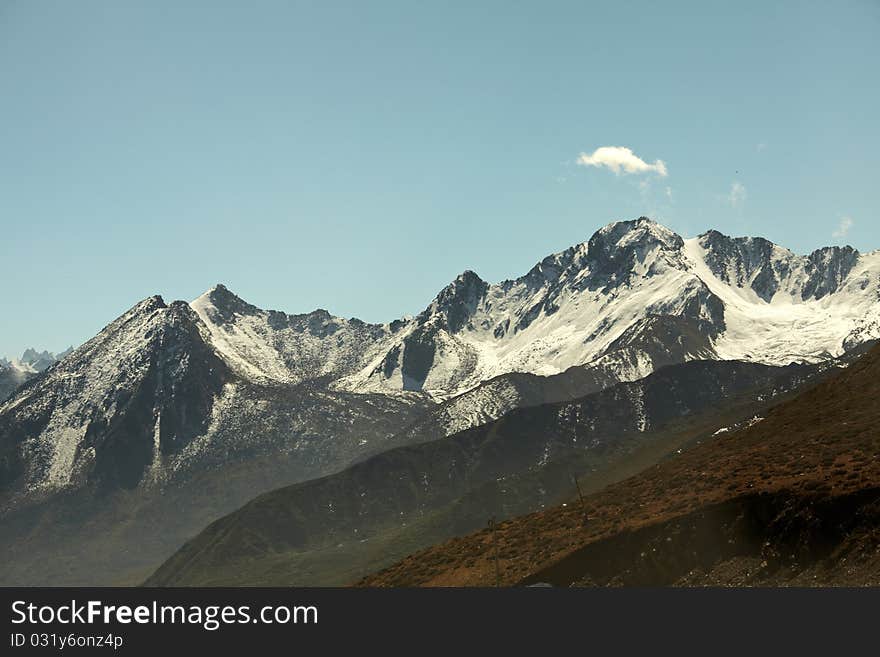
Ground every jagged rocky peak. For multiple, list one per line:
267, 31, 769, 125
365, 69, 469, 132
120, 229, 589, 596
6, 346, 78, 374
697, 229, 861, 302
437, 270, 489, 303
698, 228, 780, 266
194, 284, 364, 336
125, 294, 167, 316
426, 270, 489, 332
592, 217, 684, 255
93, 294, 169, 342
584, 217, 687, 285
803, 245, 860, 300
509, 217, 684, 294
697, 229, 786, 301
594, 216, 683, 248
0, 290, 231, 496
193, 284, 260, 323
0, 347, 80, 403
56, 294, 206, 380
20, 349, 55, 372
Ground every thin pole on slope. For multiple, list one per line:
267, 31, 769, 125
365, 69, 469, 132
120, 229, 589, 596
488, 516, 501, 587
572, 472, 589, 526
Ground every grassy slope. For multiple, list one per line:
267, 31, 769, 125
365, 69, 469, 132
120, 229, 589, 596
147, 361, 831, 586
360, 344, 880, 586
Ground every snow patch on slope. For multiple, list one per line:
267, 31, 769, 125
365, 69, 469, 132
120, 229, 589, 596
182, 222, 880, 401
683, 239, 880, 364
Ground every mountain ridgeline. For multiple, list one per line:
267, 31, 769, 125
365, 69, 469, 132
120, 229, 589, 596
0, 217, 878, 586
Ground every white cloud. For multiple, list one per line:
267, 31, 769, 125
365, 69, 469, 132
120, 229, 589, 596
757, 142, 767, 152
832, 216, 854, 239
576, 146, 668, 177
728, 181, 746, 208
664, 186, 673, 200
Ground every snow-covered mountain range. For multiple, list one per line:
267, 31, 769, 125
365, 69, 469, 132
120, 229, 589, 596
0, 347, 73, 402
191, 218, 878, 399
0, 217, 878, 585
2, 217, 878, 502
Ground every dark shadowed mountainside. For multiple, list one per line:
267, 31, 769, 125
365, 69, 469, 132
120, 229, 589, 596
359, 343, 880, 587
146, 358, 836, 586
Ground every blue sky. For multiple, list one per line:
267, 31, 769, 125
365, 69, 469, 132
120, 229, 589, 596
1, 0, 878, 357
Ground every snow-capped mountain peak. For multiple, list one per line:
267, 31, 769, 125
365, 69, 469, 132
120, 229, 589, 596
0, 294, 232, 496
1, 216, 878, 544
177, 218, 880, 400
0, 347, 77, 403
694, 229, 861, 303
191, 283, 391, 386
421, 270, 489, 333
1, 346, 75, 375
591, 216, 683, 254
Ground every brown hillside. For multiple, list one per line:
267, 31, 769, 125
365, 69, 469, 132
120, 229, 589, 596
358, 344, 880, 586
